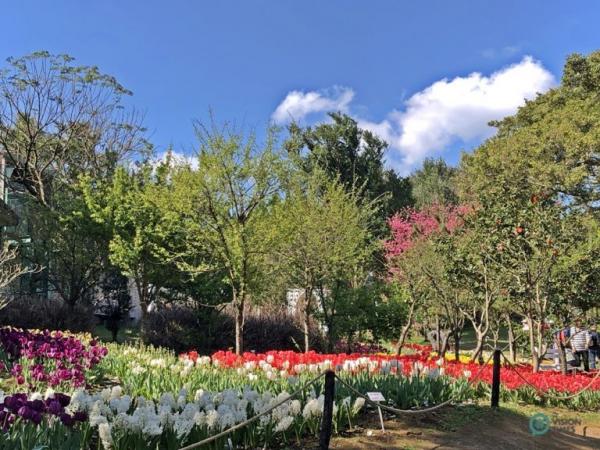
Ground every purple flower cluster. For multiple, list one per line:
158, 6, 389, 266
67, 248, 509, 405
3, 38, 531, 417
0, 328, 107, 388
0, 393, 86, 429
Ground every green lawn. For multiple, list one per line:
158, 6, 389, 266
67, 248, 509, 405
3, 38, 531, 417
92, 324, 140, 344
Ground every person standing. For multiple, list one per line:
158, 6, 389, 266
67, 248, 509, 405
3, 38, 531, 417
589, 324, 599, 370
570, 320, 590, 372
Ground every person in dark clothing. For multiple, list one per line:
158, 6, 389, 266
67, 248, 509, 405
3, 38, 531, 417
589, 324, 600, 370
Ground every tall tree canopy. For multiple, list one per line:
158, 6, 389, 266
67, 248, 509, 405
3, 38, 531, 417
458, 50, 600, 370
285, 112, 412, 221
410, 158, 457, 208
168, 123, 284, 355
268, 168, 378, 352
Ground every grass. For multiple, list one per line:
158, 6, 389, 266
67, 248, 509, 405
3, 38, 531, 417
435, 400, 600, 433
403, 324, 517, 351
436, 403, 486, 432
92, 324, 140, 344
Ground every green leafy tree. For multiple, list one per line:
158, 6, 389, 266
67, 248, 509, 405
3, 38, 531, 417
410, 158, 457, 208
267, 168, 378, 352
461, 147, 591, 371
83, 161, 178, 322
167, 124, 284, 355
285, 112, 412, 222
27, 187, 110, 308
457, 50, 600, 370
460, 50, 600, 212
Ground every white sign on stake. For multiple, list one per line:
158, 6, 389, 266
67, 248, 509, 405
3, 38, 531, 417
366, 392, 386, 432
367, 392, 385, 402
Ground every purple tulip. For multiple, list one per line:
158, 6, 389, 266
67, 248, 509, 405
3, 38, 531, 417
59, 412, 74, 427
53, 393, 71, 408
0, 327, 107, 390
73, 411, 87, 422
17, 405, 34, 420
47, 399, 62, 415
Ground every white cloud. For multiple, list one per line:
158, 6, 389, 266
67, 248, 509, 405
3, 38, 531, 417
155, 150, 198, 170
272, 57, 555, 174
271, 86, 354, 124
362, 56, 555, 173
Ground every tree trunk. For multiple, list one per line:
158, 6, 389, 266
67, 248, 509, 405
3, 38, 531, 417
111, 326, 119, 343
454, 330, 461, 361
440, 331, 451, 358
526, 316, 540, 373
555, 334, 567, 375
394, 298, 416, 355
395, 323, 412, 356
435, 316, 441, 353
234, 290, 245, 355
471, 330, 485, 363
303, 287, 313, 353
135, 279, 147, 323
506, 315, 515, 363
304, 314, 310, 353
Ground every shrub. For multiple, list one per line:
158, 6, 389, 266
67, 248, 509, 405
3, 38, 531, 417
212, 309, 325, 353
141, 304, 325, 354
141, 304, 217, 354
0, 297, 96, 333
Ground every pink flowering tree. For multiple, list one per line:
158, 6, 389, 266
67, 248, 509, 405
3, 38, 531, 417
384, 204, 467, 355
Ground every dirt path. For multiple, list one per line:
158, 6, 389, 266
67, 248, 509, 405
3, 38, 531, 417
325, 405, 600, 450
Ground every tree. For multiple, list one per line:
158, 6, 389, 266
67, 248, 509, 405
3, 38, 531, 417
0, 52, 149, 208
445, 214, 504, 363
385, 204, 466, 355
460, 143, 591, 371
285, 112, 412, 222
95, 267, 132, 342
0, 244, 36, 309
410, 158, 457, 208
456, 50, 600, 370
269, 169, 378, 352
83, 161, 178, 322
168, 123, 283, 355
27, 187, 109, 308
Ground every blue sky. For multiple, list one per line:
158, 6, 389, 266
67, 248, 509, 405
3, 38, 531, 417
2, 1, 599, 174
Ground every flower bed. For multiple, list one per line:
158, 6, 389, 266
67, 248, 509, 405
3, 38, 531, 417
1, 330, 600, 449
0, 328, 107, 390
184, 348, 600, 394
0, 390, 91, 449
180, 347, 600, 410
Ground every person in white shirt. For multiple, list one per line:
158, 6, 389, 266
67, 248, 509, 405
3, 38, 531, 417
570, 320, 590, 372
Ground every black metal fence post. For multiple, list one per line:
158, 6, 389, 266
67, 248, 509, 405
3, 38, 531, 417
491, 348, 501, 408
319, 370, 335, 449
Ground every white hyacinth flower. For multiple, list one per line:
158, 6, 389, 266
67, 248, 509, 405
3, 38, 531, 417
274, 416, 294, 432
352, 397, 365, 415
110, 386, 123, 400
98, 423, 114, 450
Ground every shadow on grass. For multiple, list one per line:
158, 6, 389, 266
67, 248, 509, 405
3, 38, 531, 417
326, 403, 600, 450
